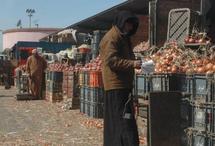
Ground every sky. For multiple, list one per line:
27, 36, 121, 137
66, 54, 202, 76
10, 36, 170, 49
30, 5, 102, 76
0, 0, 126, 51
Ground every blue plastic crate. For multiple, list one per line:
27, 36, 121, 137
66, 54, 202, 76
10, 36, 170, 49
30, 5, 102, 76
80, 87, 85, 100
80, 99, 85, 113
88, 87, 104, 103
49, 71, 63, 82
89, 102, 104, 118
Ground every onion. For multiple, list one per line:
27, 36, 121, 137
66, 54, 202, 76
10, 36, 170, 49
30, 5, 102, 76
212, 65, 215, 72
188, 38, 195, 43
206, 63, 213, 71
203, 58, 210, 64
184, 37, 189, 43
197, 67, 205, 74
196, 59, 203, 66
206, 70, 214, 74
171, 65, 178, 73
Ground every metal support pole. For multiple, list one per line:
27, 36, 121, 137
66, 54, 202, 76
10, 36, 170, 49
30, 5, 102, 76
149, 0, 157, 46
29, 15, 32, 28
200, 0, 206, 31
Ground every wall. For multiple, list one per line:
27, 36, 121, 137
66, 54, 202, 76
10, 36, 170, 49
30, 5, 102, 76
156, 0, 201, 46
131, 15, 149, 47
2, 28, 60, 50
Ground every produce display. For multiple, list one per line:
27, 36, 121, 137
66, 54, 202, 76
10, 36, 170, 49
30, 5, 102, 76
48, 63, 83, 72
184, 32, 211, 44
133, 41, 150, 53
141, 41, 215, 74
80, 55, 102, 71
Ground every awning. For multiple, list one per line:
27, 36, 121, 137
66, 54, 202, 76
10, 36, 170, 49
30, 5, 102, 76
12, 41, 72, 54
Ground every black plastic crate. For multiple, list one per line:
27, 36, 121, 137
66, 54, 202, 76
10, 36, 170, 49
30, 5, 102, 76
148, 73, 190, 93
89, 102, 104, 118
135, 74, 150, 97
190, 132, 211, 146
181, 101, 192, 127
192, 105, 213, 132
134, 73, 191, 97
181, 130, 189, 146
190, 74, 214, 102
88, 87, 104, 103
210, 138, 215, 146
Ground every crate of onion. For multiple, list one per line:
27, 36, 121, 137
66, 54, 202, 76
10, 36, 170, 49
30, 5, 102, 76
79, 55, 103, 88
63, 71, 80, 99
79, 55, 104, 118
135, 42, 215, 99
46, 63, 82, 102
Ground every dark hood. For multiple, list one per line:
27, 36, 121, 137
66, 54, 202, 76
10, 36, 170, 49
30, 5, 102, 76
113, 11, 139, 36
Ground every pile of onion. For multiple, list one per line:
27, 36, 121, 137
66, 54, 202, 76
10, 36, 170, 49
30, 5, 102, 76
142, 42, 215, 74
80, 55, 102, 72
48, 63, 66, 72
133, 41, 150, 53
184, 32, 211, 44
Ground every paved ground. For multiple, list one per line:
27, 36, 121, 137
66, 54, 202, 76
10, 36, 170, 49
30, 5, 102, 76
0, 86, 146, 146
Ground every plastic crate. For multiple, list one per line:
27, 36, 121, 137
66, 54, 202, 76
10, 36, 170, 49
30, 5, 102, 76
192, 105, 213, 132
85, 101, 90, 116
84, 71, 90, 86
79, 71, 85, 86
148, 73, 190, 93
46, 71, 51, 81
83, 100, 87, 114
46, 81, 62, 92
138, 106, 148, 118
181, 101, 192, 127
82, 86, 89, 102
80, 99, 85, 113
80, 87, 85, 100
88, 87, 104, 103
49, 71, 63, 82
89, 102, 104, 118
190, 132, 211, 146
190, 74, 214, 102
135, 74, 150, 97
45, 91, 63, 102
167, 8, 191, 44
180, 130, 189, 146
89, 71, 103, 88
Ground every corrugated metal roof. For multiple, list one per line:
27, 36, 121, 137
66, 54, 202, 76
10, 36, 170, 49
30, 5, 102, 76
3, 28, 61, 34
41, 0, 148, 41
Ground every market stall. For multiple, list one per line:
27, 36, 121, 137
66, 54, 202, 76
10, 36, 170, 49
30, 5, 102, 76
12, 0, 215, 145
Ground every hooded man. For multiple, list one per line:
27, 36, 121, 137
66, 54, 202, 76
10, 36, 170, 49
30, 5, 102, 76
26, 49, 47, 99
99, 11, 141, 146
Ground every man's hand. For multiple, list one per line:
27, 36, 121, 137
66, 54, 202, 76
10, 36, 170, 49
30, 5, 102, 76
133, 60, 141, 69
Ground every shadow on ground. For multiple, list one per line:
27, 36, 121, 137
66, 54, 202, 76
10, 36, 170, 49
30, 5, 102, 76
0, 95, 13, 98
